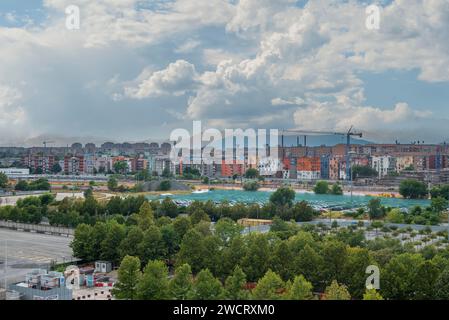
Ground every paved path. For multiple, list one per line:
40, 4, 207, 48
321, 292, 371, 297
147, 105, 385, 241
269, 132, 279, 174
243, 219, 449, 234
0, 229, 75, 288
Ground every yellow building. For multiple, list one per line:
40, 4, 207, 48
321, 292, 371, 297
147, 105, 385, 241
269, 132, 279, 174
395, 156, 414, 172
237, 218, 273, 228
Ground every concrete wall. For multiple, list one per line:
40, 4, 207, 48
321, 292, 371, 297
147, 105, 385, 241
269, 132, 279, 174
0, 221, 74, 236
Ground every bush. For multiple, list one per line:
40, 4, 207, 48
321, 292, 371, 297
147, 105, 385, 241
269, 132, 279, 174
330, 183, 343, 195
269, 186, 296, 207
313, 181, 329, 194
158, 180, 171, 191
243, 180, 260, 192
399, 179, 428, 199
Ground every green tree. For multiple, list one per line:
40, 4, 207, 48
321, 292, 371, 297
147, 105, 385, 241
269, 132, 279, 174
190, 208, 210, 225
139, 225, 166, 265
113, 255, 142, 300
136, 202, 154, 230
367, 198, 384, 220
169, 263, 193, 300
215, 218, 243, 243
351, 165, 378, 180
158, 197, 178, 218
119, 226, 144, 259
136, 260, 170, 300
188, 269, 224, 300
269, 186, 296, 207
70, 224, 94, 261
158, 180, 171, 191
173, 216, 192, 240
341, 247, 372, 299
252, 270, 285, 300
414, 260, 440, 300
290, 201, 316, 222
386, 208, 404, 223
399, 179, 428, 199
15, 180, 28, 191
100, 220, 126, 263
161, 224, 180, 259
243, 180, 260, 191
382, 253, 424, 300
220, 236, 247, 279
0, 172, 8, 189
51, 163, 62, 174
114, 161, 128, 174
162, 168, 172, 178
330, 183, 343, 195
108, 177, 118, 191
430, 184, 449, 200
176, 229, 207, 273
224, 266, 249, 300
322, 240, 347, 285
431, 196, 448, 213
293, 244, 323, 289
286, 275, 313, 300
435, 267, 449, 300
313, 181, 329, 194
363, 289, 383, 300
83, 187, 93, 198
244, 168, 259, 179
270, 241, 294, 281
323, 280, 351, 300
241, 234, 270, 282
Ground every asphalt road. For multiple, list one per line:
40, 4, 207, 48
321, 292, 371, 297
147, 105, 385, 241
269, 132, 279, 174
243, 219, 449, 234
0, 229, 75, 288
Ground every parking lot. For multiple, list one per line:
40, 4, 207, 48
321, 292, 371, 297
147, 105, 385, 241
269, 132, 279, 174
0, 228, 75, 287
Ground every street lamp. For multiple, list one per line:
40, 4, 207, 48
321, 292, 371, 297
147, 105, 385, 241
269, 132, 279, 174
348, 151, 357, 204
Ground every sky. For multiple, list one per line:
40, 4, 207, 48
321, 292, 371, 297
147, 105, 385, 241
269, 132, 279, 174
0, 0, 448, 146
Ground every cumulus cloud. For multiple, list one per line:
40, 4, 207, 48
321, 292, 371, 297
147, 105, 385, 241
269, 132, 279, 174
0, 85, 25, 125
125, 60, 198, 98
0, 0, 448, 145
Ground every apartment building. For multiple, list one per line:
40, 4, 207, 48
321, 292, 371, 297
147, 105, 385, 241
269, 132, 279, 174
395, 156, 414, 172
64, 155, 85, 175
296, 157, 321, 181
23, 154, 55, 174
372, 156, 395, 178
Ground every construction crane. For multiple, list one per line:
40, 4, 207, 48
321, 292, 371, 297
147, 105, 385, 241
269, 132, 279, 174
42, 141, 55, 158
280, 127, 363, 181
43, 141, 55, 149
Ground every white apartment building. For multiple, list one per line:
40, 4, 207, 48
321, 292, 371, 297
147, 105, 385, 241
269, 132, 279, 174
371, 156, 394, 178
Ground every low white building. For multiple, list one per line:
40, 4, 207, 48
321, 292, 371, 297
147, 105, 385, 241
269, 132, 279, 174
0, 168, 30, 176
297, 171, 321, 181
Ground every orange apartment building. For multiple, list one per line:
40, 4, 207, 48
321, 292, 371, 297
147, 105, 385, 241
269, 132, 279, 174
221, 160, 244, 177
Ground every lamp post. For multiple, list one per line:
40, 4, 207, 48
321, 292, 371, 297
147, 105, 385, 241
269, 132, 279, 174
3, 240, 7, 290
348, 151, 356, 205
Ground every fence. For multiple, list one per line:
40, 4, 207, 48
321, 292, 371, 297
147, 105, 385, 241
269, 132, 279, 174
0, 221, 74, 236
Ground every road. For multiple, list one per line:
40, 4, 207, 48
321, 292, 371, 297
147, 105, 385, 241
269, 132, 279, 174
243, 219, 449, 234
0, 229, 75, 288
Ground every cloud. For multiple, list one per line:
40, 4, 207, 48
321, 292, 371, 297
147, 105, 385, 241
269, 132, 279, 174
0, 85, 25, 125
0, 0, 448, 145
293, 102, 439, 141
125, 60, 198, 99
